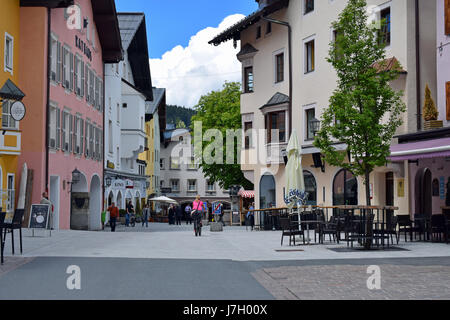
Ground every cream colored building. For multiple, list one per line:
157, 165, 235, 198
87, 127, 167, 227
210, 0, 437, 214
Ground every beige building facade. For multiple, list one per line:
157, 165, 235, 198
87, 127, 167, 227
211, 0, 437, 214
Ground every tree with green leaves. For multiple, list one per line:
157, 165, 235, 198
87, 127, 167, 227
191, 82, 253, 190
314, 0, 406, 248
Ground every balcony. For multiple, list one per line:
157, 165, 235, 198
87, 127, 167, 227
121, 129, 146, 159
0, 129, 21, 155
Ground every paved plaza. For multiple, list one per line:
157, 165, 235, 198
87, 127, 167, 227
0, 223, 450, 299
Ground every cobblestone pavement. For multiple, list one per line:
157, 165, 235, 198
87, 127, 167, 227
252, 264, 450, 300
0, 257, 34, 278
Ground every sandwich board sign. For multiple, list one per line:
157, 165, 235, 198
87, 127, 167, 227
29, 204, 50, 236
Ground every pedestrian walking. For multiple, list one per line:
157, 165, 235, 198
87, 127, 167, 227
40, 192, 54, 230
107, 202, 119, 232
185, 204, 192, 225
126, 201, 134, 227
246, 203, 255, 231
142, 204, 150, 228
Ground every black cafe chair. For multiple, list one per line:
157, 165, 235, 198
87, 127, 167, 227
0, 211, 6, 264
3, 209, 25, 255
280, 217, 304, 246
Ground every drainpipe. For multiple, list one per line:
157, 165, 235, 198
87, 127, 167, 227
261, 16, 292, 138
45, 7, 52, 191
415, 0, 422, 132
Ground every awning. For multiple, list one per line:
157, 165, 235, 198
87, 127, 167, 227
389, 137, 450, 161
238, 190, 255, 199
301, 143, 347, 155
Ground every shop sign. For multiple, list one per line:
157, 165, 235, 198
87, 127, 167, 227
11, 101, 26, 122
113, 180, 125, 188
126, 180, 134, 189
75, 35, 92, 62
107, 161, 115, 170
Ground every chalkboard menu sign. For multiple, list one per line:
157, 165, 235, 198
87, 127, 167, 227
29, 204, 50, 229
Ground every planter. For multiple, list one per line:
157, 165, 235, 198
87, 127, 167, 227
424, 120, 443, 130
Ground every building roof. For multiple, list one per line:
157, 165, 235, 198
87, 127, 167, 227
372, 57, 406, 74
92, 0, 124, 63
163, 128, 190, 141
20, 0, 74, 8
209, 0, 289, 46
260, 92, 289, 109
118, 13, 153, 100
0, 79, 26, 101
146, 88, 166, 115
237, 43, 258, 58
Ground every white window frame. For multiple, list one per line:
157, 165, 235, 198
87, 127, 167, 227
187, 179, 197, 193
2, 100, 18, 129
170, 179, 180, 193
303, 104, 317, 143
50, 34, 58, 82
4, 32, 13, 74
303, 0, 315, 16
303, 35, 316, 75
272, 48, 285, 84
6, 173, 15, 212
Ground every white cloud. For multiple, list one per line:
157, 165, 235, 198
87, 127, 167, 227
149, 14, 245, 108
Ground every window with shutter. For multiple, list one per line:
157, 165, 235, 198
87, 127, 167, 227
446, 81, 450, 121
80, 118, 84, 155
57, 42, 62, 84
90, 124, 94, 159
85, 121, 90, 157
446, 0, 450, 35
69, 114, 73, 153
81, 60, 85, 97
70, 52, 74, 91
56, 108, 61, 149
90, 70, 94, 105
73, 117, 78, 154
85, 65, 89, 102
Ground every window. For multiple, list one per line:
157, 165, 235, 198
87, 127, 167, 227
117, 103, 120, 123
170, 157, 180, 170
305, 39, 315, 73
304, 0, 314, 14
170, 179, 180, 192
188, 157, 198, 170
4, 33, 13, 73
206, 180, 216, 193
305, 108, 316, 141
7, 174, 14, 212
160, 158, 165, 170
50, 37, 57, 81
85, 121, 90, 157
379, 7, 391, 46
49, 106, 57, 149
85, 65, 90, 102
256, 26, 261, 39
275, 53, 284, 83
304, 171, 317, 205
265, 111, 286, 144
94, 126, 100, 160
62, 111, 71, 152
187, 180, 197, 192
2, 100, 16, 129
116, 147, 120, 167
160, 180, 164, 188
244, 121, 253, 149
62, 47, 73, 89
446, 0, 450, 35
266, 22, 272, 35
244, 66, 254, 93
77, 117, 84, 155
139, 163, 145, 176
73, 116, 78, 154
75, 55, 82, 96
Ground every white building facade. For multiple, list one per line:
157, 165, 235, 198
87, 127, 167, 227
160, 127, 231, 212
104, 12, 153, 210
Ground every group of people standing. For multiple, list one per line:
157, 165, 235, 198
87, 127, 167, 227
168, 204, 184, 225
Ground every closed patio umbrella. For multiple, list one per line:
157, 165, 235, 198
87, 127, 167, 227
149, 196, 178, 205
284, 130, 308, 210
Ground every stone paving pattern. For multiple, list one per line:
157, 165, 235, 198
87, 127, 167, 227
252, 265, 450, 300
0, 257, 34, 278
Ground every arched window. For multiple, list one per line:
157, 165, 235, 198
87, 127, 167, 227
303, 170, 317, 205
260, 174, 276, 209
333, 169, 358, 206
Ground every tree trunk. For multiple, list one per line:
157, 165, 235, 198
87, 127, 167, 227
364, 169, 373, 250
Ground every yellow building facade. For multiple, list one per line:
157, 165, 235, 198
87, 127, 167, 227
139, 119, 156, 198
0, 0, 22, 215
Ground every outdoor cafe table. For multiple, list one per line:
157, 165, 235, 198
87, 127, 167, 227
299, 220, 324, 245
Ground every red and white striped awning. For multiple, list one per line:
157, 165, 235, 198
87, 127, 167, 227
238, 189, 255, 198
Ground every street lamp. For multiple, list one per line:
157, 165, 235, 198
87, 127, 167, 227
71, 168, 81, 185
310, 117, 321, 137
105, 177, 112, 187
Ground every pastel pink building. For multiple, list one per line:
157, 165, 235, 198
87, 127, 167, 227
18, 0, 122, 230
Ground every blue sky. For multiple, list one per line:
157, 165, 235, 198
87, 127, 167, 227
115, 0, 258, 59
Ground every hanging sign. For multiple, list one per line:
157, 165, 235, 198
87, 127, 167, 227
10, 101, 26, 121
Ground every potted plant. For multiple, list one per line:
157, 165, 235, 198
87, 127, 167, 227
423, 84, 443, 130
